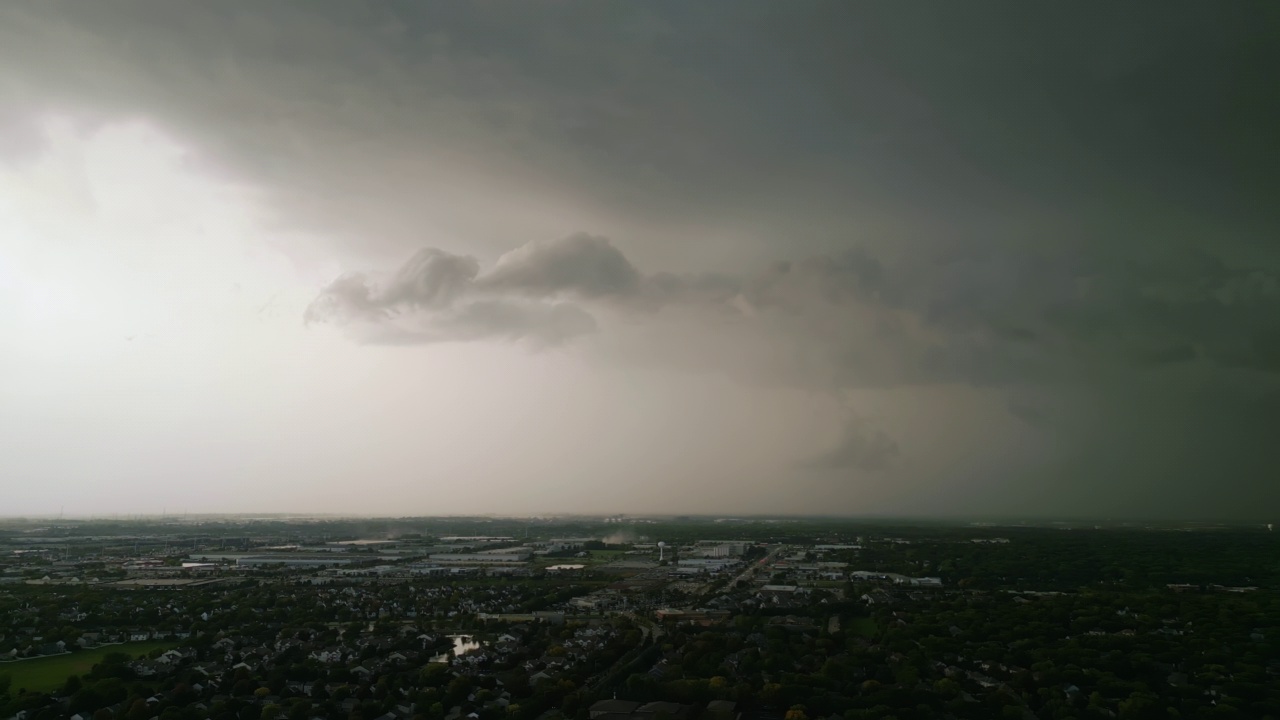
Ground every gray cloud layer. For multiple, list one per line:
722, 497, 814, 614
7, 3, 1276, 267
306, 235, 630, 346
310, 233, 1280, 515
312, 236, 1280, 387
806, 416, 901, 473
4, 1, 1279, 518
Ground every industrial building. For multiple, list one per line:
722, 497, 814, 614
325, 539, 400, 549
235, 555, 360, 568
654, 609, 731, 626
676, 558, 738, 573
429, 551, 531, 564
693, 540, 748, 556
545, 537, 596, 551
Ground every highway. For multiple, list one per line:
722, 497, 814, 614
727, 543, 785, 588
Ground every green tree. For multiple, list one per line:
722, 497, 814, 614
62, 674, 83, 696
125, 699, 150, 720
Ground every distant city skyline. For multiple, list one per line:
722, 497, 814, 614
2, 3, 1278, 519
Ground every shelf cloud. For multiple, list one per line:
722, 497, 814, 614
2, 2, 1278, 519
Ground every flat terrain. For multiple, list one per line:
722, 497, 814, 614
0, 641, 177, 693
846, 616, 878, 638
533, 549, 634, 569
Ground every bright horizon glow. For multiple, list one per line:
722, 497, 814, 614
0, 118, 855, 517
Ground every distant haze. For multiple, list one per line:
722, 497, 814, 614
1, 3, 1278, 519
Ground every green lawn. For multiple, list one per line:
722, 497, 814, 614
584, 549, 629, 561
532, 549, 630, 568
847, 616, 878, 638
0, 641, 177, 694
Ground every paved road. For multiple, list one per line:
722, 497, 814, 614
728, 544, 785, 588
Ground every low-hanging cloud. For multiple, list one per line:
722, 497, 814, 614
308, 231, 1280, 512
477, 233, 642, 298
305, 235, 646, 346
805, 414, 901, 472
309, 233, 1280, 388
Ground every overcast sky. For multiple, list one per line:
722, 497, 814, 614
1, 2, 1278, 519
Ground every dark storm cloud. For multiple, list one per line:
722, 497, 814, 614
7, 2, 1275, 264
6, 1, 1280, 518
313, 235, 1280, 389
308, 232, 1280, 517
307, 234, 748, 345
304, 241, 604, 346
2, 1, 844, 262
381, 249, 481, 310
303, 249, 483, 330
477, 234, 642, 299
806, 415, 900, 472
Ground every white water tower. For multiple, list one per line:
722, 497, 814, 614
658, 541, 667, 561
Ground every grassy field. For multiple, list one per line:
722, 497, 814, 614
583, 549, 630, 562
531, 549, 632, 569
0, 641, 177, 694
846, 616, 878, 638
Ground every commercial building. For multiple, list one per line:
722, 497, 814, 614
694, 540, 748, 556
676, 558, 737, 573
326, 539, 400, 549
429, 551, 531, 564
235, 555, 360, 568
546, 537, 596, 551
402, 563, 451, 576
